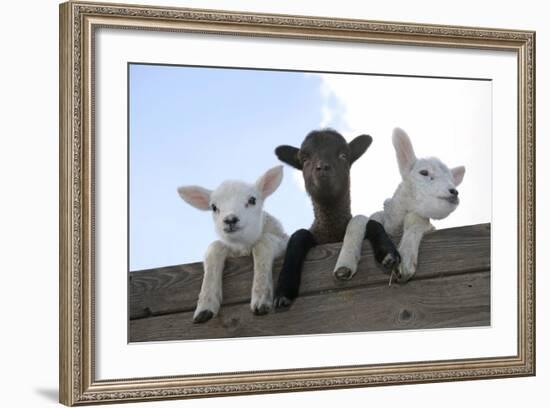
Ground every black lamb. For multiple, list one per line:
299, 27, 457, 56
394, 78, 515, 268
273, 128, 401, 309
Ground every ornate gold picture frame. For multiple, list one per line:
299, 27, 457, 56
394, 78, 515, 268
59, 1, 535, 405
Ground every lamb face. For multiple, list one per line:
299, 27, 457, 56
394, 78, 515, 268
406, 157, 465, 220
276, 129, 372, 207
393, 127, 465, 221
177, 165, 284, 250
209, 181, 265, 250
299, 131, 353, 205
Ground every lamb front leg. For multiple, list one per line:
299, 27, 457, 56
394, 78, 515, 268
273, 229, 316, 311
365, 219, 401, 271
250, 233, 281, 315
395, 212, 434, 283
193, 240, 228, 323
333, 215, 368, 281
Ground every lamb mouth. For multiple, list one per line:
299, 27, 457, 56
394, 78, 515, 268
223, 226, 241, 234
439, 196, 459, 205
313, 174, 337, 188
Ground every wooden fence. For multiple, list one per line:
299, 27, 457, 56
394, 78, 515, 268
129, 223, 490, 342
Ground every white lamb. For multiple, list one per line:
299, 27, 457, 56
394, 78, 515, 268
177, 165, 288, 323
334, 127, 465, 283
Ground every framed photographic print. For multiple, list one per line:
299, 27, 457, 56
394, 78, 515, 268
59, 1, 536, 405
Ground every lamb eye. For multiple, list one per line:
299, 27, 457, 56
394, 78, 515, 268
211, 204, 218, 212
339, 152, 347, 160
247, 197, 256, 206
419, 170, 429, 176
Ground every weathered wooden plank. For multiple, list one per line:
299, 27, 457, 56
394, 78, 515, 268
130, 270, 490, 342
130, 223, 490, 319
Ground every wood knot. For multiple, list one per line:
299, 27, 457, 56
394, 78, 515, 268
399, 309, 413, 322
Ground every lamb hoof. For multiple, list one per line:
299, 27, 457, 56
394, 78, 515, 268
396, 270, 413, 284
382, 253, 398, 269
334, 267, 353, 281
193, 310, 214, 324
393, 264, 413, 284
253, 304, 271, 316
380, 249, 401, 271
273, 295, 294, 311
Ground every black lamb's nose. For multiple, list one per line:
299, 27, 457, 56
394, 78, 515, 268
223, 215, 239, 225
316, 161, 331, 172
449, 188, 459, 196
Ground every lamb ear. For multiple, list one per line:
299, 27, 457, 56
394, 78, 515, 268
349, 134, 373, 164
256, 165, 284, 199
177, 186, 212, 210
451, 166, 466, 186
275, 145, 302, 170
392, 127, 417, 178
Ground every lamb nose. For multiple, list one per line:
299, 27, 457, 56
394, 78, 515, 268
316, 162, 331, 171
449, 188, 459, 196
223, 215, 239, 225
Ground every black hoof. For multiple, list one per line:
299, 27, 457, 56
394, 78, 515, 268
382, 251, 401, 270
193, 310, 214, 324
273, 295, 294, 311
375, 245, 401, 271
334, 267, 353, 281
253, 304, 271, 316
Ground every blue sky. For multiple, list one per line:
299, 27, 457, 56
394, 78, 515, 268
129, 64, 328, 270
129, 64, 491, 271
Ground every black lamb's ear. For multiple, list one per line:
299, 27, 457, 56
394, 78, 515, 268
349, 134, 373, 164
275, 145, 302, 170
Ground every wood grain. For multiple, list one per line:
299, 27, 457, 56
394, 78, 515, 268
129, 223, 490, 319
129, 271, 490, 342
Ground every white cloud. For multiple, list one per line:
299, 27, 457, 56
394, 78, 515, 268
292, 168, 306, 192
314, 73, 492, 229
